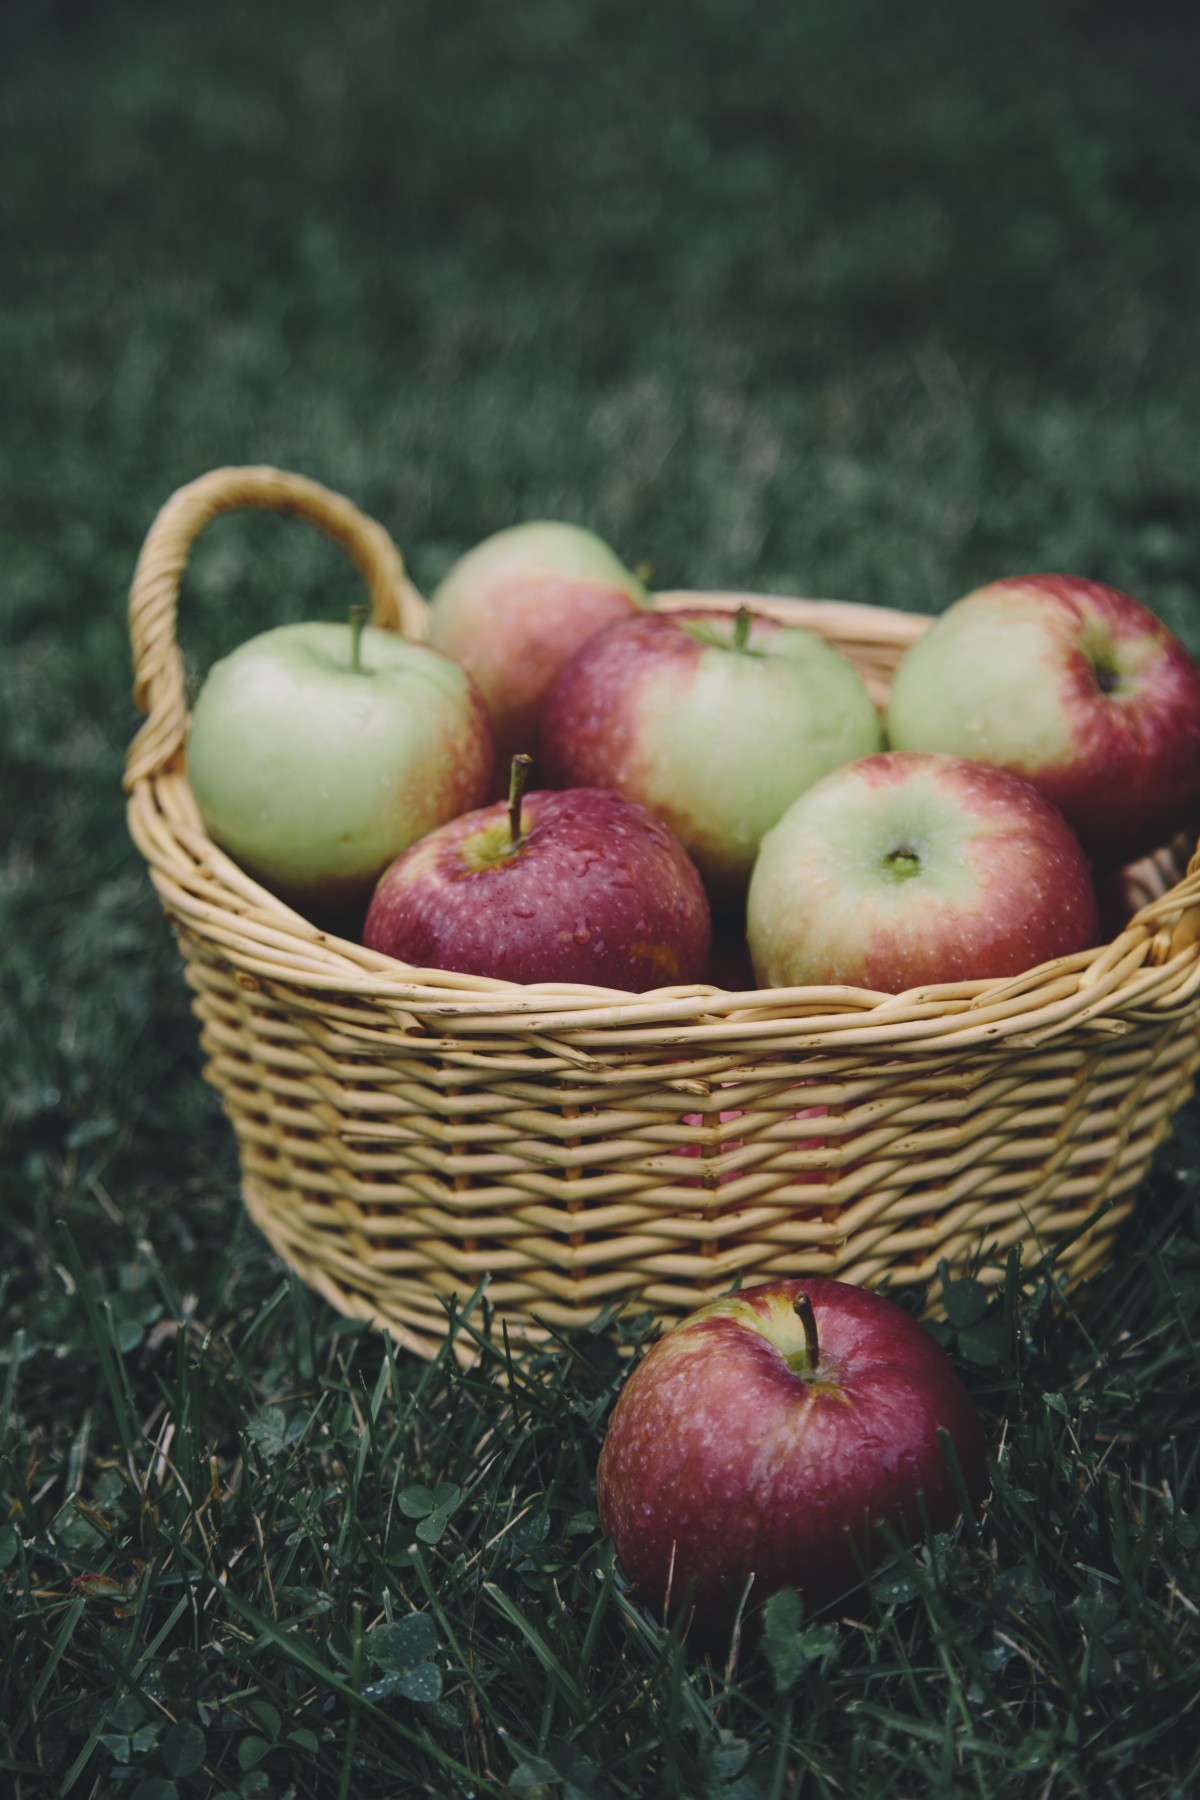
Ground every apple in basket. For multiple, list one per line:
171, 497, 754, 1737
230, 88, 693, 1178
885, 574, 1200, 871
187, 609, 494, 925
539, 606, 884, 905
747, 751, 1100, 993
596, 1277, 989, 1648
362, 758, 712, 991
427, 520, 648, 771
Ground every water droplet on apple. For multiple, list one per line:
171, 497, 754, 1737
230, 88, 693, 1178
512, 903, 535, 919
574, 922, 591, 945
571, 846, 602, 877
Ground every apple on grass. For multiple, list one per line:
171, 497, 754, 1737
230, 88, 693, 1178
427, 520, 648, 773
186, 608, 494, 928
596, 1277, 988, 1648
540, 606, 884, 906
362, 758, 712, 991
747, 751, 1100, 993
885, 574, 1200, 871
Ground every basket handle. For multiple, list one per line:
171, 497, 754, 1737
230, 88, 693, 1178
125, 465, 428, 789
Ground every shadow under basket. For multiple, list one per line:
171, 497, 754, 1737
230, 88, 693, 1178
125, 466, 1200, 1361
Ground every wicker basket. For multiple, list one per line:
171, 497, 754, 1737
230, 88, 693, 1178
125, 466, 1200, 1360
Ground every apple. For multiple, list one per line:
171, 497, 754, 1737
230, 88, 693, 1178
885, 574, 1200, 871
186, 609, 495, 925
540, 607, 884, 904
362, 759, 712, 991
596, 1277, 988, 1646
746, 751, 1100, 993
427, 520, 648, 771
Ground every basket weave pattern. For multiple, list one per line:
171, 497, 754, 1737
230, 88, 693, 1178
125, 468, 1200, 1359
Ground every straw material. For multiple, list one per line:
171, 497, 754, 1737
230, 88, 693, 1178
125, 467, 1200, 1359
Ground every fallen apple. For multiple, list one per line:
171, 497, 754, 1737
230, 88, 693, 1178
747, 751, 1100, 992
427, 520, 648, 771
885, 574, 1200, 870
187, 609, 495, 925
362, 759, 712, 991
540, 606, 884, 904
596, 1277, 989, 1647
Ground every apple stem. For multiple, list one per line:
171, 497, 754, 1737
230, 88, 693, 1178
508, 753, 534, 845
733, 606, 753, 652
793, 1293, 819, 1372
349, 604, 368, 673
885, 846, 922, 881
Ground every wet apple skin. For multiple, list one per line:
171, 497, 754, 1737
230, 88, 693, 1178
596, 1277, 988, 1645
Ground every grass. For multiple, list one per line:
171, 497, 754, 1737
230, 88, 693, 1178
3, 1175, 1200, 1797
3, 0, 1200, 1792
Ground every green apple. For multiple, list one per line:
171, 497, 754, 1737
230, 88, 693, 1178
427, 520, 648, 771
187, 611, 494, 923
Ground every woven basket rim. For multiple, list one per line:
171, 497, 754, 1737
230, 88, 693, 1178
125, 465, 1200, 1051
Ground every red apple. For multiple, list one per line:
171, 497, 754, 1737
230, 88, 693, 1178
747, 752, 1100, 993
596, 1277, 988, 1647
427, 520, 647, 771
363, 763, 711, 991
540, 606, 883, 904
885, 574, 1200, 871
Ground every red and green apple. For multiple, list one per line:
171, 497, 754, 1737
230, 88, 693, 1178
885, 574, 1200, 870
596, 1277, 989, 1647
427, 520, 648, 771
746, 751, 1100, 992
540, 607, 884, 904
